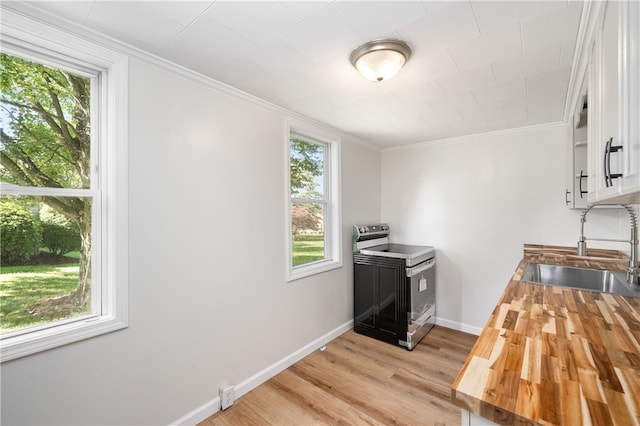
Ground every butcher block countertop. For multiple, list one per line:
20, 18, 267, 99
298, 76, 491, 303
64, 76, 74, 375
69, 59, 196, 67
451, 244, 639, 425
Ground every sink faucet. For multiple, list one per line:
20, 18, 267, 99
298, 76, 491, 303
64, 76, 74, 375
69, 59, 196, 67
577, 204, 639, 286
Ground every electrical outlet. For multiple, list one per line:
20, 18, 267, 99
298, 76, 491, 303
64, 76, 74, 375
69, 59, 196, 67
220, 385, 234, 410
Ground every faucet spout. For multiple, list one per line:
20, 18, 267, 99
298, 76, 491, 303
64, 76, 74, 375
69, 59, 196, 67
577, 204, 639, 286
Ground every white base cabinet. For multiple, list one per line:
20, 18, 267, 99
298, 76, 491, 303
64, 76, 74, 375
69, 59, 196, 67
461, 410, 498, 426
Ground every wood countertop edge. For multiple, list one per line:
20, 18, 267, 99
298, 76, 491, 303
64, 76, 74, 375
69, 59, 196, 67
450, 244, 638, 426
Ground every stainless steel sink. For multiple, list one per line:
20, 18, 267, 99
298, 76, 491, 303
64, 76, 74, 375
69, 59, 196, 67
523, 262, 640, 297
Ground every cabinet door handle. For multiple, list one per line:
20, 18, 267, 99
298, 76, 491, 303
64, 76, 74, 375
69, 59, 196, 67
565, 189, 571, 205
579, 170, 587, 198
609, 142, 623, 181
604, 137, 612, 187
604, 137, 623, 187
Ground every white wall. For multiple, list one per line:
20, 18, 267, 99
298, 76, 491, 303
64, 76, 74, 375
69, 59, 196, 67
381, 123, 636, 331
0, 59, 381, 425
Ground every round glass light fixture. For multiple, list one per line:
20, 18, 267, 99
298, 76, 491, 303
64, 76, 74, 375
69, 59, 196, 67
350, 39, 412, 82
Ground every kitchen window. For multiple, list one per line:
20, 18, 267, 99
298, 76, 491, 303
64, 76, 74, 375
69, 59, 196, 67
0, 11, 128, 361
286, 121, 342, 281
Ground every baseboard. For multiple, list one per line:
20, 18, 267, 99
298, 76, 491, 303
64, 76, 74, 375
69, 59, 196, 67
171, 319, 354, 426
436, 316, 482, 336
171, 397, 221, 426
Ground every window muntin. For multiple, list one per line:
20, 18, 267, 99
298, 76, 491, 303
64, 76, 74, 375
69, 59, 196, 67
287, 124, 341, 280
0, 10, 128, 362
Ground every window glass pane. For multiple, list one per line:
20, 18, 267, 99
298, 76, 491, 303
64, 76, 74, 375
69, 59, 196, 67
291, 202, 325, 266
0, 194, 92, 335
0, 53, 92, 189
290, 135, 324, 199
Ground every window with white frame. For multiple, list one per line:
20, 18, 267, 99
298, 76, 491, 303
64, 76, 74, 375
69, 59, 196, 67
286, 122, 341, 281
0, 11, 128, 362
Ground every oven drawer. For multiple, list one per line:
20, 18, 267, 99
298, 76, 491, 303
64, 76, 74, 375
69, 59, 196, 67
406, 306, 436, 350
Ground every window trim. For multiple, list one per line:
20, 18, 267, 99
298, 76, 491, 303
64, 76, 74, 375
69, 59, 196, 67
285, 119, 342, 281
0, 10, 128, 362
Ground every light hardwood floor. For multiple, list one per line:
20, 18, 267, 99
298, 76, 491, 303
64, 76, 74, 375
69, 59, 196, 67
200, 326, 477, 426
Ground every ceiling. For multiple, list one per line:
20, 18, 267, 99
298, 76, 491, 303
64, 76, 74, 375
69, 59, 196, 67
6, 1, 584, 149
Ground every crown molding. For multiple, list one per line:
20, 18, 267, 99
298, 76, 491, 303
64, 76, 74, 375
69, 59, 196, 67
384, 121, 569, 152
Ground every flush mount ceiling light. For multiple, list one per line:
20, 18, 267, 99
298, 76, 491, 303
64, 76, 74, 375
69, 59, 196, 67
350, 38, 412, 82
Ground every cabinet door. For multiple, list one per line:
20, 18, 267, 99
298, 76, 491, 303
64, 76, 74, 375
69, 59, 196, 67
588, 0, 640, 204
595, 0, 622, 200
620, 0, 640, 198
587, 37, 599, 200
600, 0, 619, 150
568, 102, 589, 209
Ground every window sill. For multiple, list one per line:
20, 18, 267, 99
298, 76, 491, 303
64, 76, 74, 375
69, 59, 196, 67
287, 259, 343, 282
1, 315, 127, 363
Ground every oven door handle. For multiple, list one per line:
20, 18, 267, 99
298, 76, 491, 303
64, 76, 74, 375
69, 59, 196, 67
407, 259, 435, 276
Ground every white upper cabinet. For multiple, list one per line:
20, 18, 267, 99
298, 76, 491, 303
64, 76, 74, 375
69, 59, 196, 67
587, 0, 640, 204
566, 86, 588, 210
621, 0, 640, 198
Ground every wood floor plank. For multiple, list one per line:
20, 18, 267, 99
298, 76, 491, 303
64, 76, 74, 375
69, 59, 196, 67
269, 369, 385, 426
237, 380, 326, 425
200, 399, 268, 426
202, 326, 477, 426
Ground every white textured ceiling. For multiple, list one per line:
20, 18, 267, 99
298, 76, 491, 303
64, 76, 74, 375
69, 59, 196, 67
6, 1, 583, 148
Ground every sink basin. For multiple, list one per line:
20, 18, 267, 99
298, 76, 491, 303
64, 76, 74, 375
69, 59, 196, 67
523, 262, 640, 297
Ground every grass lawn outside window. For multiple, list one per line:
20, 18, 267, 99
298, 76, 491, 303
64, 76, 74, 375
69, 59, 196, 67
292, 234, 325, 266
0, 251, 85, 333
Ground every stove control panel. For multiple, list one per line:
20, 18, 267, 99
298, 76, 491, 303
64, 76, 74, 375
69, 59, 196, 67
353, 223, 390, 241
